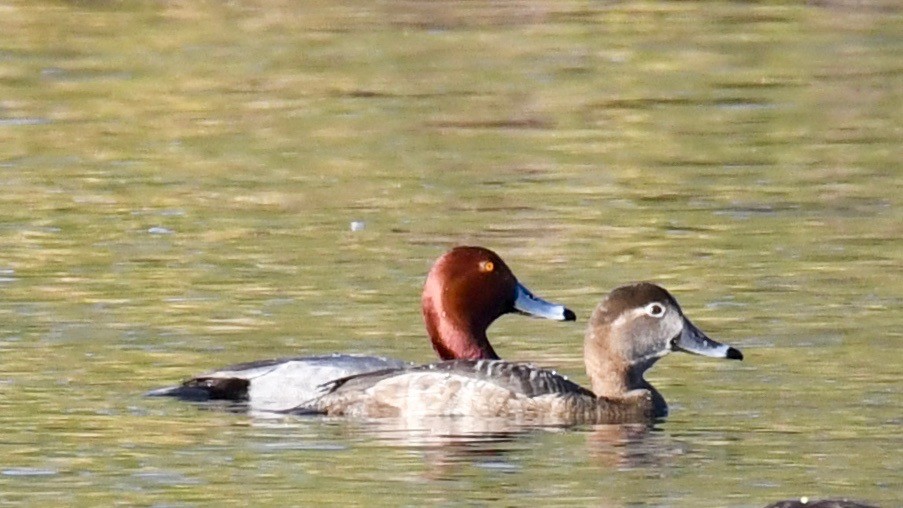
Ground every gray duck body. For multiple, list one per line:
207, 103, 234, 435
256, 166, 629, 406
146, 246, 574, 412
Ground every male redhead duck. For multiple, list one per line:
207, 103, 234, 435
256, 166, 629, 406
147, 246, 576, 411
302, 283, 742, 424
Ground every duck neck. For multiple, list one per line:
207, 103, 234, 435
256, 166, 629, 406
584, 332, 667, 417
423, 300, 499, 361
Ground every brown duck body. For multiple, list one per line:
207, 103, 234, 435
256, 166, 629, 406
308, 360, 653, 425
304, 282, 742, 423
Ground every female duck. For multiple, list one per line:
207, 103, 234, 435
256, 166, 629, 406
147, 246, 575, 411
304, 282, 743, 424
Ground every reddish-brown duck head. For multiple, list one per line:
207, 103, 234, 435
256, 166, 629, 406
422, 246, 575, 360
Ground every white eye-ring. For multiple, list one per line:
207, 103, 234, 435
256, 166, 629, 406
644, 302, 666, 318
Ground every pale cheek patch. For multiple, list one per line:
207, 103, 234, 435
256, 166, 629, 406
609, 307, 648, 330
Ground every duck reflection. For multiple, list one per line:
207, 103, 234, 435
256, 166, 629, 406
295, 414, 669, 472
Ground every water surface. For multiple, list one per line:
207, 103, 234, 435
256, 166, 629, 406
0, 1, 900, 506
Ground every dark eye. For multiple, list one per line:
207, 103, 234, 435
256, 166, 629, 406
645, 303, 665, 318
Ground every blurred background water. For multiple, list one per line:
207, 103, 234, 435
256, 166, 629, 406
0, 0, 900, 506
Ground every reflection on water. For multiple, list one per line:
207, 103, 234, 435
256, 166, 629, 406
1, 0, 899, 506
250, 414, 670, 486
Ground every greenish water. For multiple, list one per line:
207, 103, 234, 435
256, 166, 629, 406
0, 0, 900, 505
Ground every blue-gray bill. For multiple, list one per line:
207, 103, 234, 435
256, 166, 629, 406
512, 282, 577, 322
671, 318, 743, 360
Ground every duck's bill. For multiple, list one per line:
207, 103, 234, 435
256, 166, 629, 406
671, 318, 743, 360
513, 282, 576, 322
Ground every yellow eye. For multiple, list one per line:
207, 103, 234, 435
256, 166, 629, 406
479, 261, 494, 273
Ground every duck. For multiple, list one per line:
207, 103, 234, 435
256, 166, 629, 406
146, 246, 576, 411
300, 282, 743, 424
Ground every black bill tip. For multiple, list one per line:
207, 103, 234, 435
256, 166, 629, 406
563, 308, 577, 322
726, 347, 743, 361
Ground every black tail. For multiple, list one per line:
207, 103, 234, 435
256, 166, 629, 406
145, 377, 250, 402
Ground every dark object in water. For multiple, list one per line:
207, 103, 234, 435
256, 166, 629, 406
764, 498, 880, 508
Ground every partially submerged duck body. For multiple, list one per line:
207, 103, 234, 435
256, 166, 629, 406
765, 500, 880, 508
147, 246, 575, 411
146, 354, 410, 409
306, 359, 653, 425
303, 282, 742, 424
